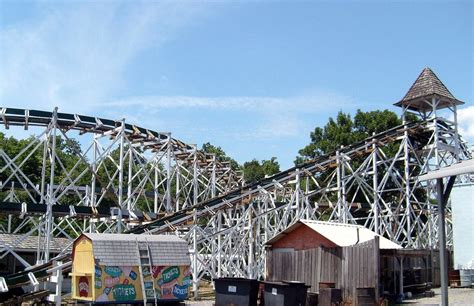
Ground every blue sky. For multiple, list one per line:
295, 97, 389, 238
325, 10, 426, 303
0, 0, 472, 168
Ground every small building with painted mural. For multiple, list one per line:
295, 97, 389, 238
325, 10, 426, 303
70, 233, 191, 303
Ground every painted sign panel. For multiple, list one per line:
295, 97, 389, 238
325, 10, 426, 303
93, 264, 191, 303
78, 276, 91, 298
104, 266, 123, 278
112, 284, 137, 301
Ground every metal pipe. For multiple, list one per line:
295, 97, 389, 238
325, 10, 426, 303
217, 210, 222, 277
154, 160, 159, 213
192, 208, 199, 299
45, 107, 58, 262
211, 154, 216, 199
372, 136, 379, 234
403, 121, 412, 246
295, 168, 300, 217
193, 146, 198, 207
127, 141, 133, 211
166, 133, 172, 212
248, 209, 254, 278
336, 150, 342, 222
436, 178, 448, 306
117, 120, 125, 232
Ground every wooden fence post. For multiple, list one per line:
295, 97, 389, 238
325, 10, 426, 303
374, 236, 380, 303
266, 247, 272, 281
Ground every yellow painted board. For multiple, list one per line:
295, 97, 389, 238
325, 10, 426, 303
71, 236, 95, 300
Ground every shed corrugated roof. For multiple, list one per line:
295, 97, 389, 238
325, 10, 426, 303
266, 220, 402, 250
394, 67, 464, 111
82, 233, 190, 267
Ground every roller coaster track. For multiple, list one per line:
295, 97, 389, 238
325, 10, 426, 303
2, 107, 178, 147
0, 117, 435, 231
0, 119, 422, 288
0, 107, 239, 175
2, 254, 70, 288
127, 120, 430, 234
0, 105, 470, 291
125, 115, 469, 283
0, 201, 160, 221
0, 108, 242, 220
0, 107, 242, 223
0, 106, 243, 288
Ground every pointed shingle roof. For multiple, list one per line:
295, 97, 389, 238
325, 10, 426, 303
394, 67, 464, 111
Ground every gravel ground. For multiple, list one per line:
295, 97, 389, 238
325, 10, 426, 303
179, 287, 474, 306
401, 287, 474, 305
183, 301, 214, 306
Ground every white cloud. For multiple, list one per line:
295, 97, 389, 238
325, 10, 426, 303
0, 2, 209, 112
105, 92, 355, 114
100, 92, 355, 140
457, 106, 474, 139
0, 2, 357, 146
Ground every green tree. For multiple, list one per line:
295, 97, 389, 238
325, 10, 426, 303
296, 109, 403, 164
262, 157, 280, 176
0, 132, 90, 234
0, 133, 88, 191
243, 157, 280, 184
353, 109, 402, 139
294, 109, 426, 217
201, 142, 281, 184
201, 142, 240, 171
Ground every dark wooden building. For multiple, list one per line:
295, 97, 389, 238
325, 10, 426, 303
265, 220, 437, 305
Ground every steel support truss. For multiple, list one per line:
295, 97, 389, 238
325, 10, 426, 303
134, 104, 470, 292
0, 107, 242, 268
0, 100, 470, 296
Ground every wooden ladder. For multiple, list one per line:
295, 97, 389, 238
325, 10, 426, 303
136, 238, 158, 306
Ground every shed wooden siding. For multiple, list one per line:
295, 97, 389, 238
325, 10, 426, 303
271, 224, 338, 250
71, 236, 95, 301
72, 236, 94, 274
266, 238, 380, 304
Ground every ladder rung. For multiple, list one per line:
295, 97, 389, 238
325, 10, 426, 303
136, 239, 157, 305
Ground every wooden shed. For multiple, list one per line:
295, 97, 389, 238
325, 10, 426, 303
70, 233, 191, 304
265, 220, 402, 304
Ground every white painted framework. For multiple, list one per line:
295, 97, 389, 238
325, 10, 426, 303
0, 97, 470, 296
0, 107, 241, 269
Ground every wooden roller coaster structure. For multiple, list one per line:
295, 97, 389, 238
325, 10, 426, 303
0, 68, 470, 297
